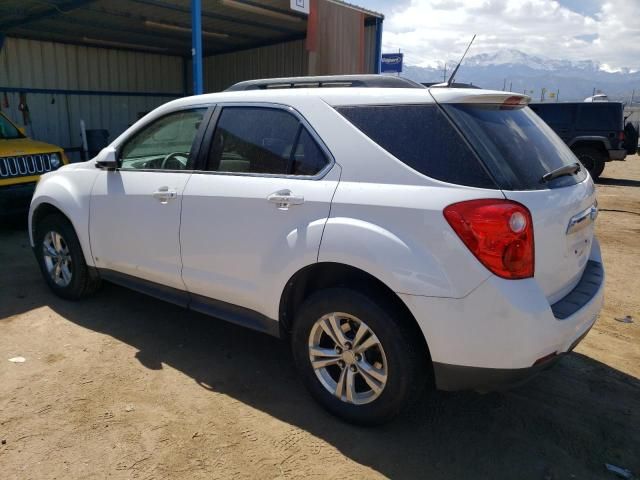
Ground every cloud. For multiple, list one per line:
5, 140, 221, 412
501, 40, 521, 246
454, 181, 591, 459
574, 33, 598, 43
357, 0, 640, 70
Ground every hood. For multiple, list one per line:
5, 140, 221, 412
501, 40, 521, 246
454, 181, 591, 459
0, 138, 63, 156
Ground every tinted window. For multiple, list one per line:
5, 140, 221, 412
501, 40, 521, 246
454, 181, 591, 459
443, 104, 587, 190
337, 105, 496, 188
292, 129, 328, 175
576, 104, 623, 130
120, 109, 206, 170
530, 104, 574, 126
208, 107, 327, 175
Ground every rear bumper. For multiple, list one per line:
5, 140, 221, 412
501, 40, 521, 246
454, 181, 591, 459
432, 357, 560, 392
400, 239, 604, 391
608, 149, 627, 161
0, 182, 36, 216
432, 324, 593, 391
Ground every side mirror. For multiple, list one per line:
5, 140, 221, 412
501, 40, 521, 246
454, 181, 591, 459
18, 126, 27, 136
95, 146, 118, 170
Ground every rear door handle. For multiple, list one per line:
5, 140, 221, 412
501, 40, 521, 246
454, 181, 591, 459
268, 190, 304, 210
152, 186, 177, 204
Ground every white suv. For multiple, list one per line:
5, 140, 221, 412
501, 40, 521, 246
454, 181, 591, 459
29, 76, 604, 424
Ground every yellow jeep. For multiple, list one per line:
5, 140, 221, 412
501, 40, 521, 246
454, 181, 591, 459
1, 112, 68, 216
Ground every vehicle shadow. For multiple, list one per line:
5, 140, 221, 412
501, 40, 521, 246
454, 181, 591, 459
2, 226, 639, 479
597, 177, 640, 187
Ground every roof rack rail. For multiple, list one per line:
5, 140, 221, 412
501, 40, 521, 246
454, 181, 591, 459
225, 74, 425, 91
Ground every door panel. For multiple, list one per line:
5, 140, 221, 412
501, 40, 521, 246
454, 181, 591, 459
89, 107, 208, 290
90, 171, 191, 290
180, 166, 340, 319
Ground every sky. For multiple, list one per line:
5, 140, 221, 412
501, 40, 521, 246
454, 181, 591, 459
355, 0, 640, 71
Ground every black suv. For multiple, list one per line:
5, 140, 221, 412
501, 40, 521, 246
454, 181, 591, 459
530, 102, 632, 179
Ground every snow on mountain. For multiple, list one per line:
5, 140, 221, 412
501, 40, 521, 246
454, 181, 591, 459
462, 49, 601, 72
401, 50, 640, 101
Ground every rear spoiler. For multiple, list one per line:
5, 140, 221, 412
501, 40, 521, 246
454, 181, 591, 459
429, 89, 531, 105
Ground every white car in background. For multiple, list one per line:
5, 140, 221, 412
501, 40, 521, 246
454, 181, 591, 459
29, 75, 604, 424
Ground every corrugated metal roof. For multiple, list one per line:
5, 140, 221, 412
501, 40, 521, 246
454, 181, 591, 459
328, 0, 383, 19
0, 0, 381, 57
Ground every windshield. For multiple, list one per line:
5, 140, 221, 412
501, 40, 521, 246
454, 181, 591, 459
443, 104, 587, 190
0, 114, 24, 140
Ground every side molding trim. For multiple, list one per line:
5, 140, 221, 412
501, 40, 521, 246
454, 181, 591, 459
97, 269, 280, 337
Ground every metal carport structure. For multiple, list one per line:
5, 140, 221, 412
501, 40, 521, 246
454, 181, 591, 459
0, 0, 383, 157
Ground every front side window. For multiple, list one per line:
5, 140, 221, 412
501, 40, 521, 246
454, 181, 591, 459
120, 109, 206, 170
207, 107, 328, 176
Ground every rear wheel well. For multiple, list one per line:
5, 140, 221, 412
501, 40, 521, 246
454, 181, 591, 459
571, 141, 608, 156
279, 262, 432, 365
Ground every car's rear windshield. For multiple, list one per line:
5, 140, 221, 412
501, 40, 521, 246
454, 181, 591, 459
336, 104, 497, 189
0, 114, 23, 140
442, 104, 587, 190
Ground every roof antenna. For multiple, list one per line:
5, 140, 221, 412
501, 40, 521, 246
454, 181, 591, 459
447, 34, 476, 87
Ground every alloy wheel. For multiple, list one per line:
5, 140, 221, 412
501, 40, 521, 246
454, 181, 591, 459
308, 312, 388, 405
42, 231, 73, 287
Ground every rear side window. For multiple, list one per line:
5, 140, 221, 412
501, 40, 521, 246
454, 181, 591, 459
576, 104, 623, 130
336, 105, 496, 189
207, 107, 329, 176
530, 104, 574, 126
443, 104, 587, 190
292, 129, 327, 175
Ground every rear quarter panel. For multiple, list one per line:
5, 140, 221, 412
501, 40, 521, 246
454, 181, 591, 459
302, 96, 500, 298
319, 181, 500, 298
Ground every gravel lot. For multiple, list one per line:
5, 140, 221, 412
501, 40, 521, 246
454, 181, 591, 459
1, 157, 639, 480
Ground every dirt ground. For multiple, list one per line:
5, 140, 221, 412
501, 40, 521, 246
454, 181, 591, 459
1, 158, 639, 480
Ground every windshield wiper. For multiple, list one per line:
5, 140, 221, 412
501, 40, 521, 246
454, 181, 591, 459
541, 162, 581, 183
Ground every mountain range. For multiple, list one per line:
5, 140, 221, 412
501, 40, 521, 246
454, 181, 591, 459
401, 49, 640, 102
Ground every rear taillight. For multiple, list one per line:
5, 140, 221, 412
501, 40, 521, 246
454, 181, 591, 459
443, 199, 534, 279
618, 131, 625, 141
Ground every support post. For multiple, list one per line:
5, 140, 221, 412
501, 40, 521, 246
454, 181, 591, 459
182, 57, 189, 97
374, 17, 383, 74
191, 0, 203, 95
0, 34, 5, 52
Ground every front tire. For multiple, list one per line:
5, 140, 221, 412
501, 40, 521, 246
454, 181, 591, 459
573, 146, 606, 180
291, 288, 428, 425
34, 213, 101, 300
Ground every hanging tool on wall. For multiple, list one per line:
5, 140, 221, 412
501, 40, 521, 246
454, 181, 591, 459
18, 92, 30, 125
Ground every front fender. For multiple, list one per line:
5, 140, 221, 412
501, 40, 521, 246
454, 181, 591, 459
29, 166, 99, 266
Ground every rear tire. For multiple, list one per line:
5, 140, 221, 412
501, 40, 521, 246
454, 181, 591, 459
573, 146, 605, 180
291, 287, 428, 425
34, 213, 101, 300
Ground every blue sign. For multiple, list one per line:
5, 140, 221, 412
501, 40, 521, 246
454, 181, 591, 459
381, 53, 403, 73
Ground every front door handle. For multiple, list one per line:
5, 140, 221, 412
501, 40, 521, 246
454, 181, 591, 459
152, 186, 177, 204
268, 190, 304, 210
